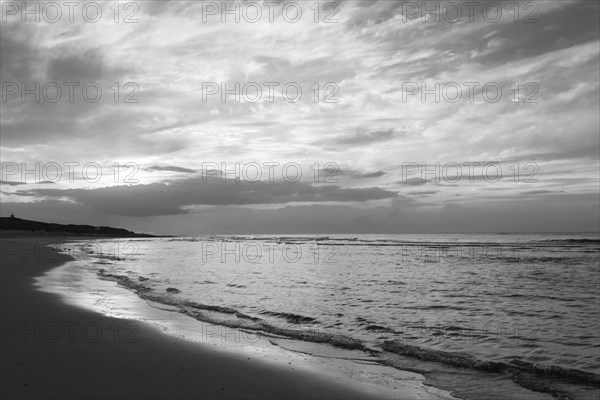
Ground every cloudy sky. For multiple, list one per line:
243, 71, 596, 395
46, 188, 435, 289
1, 0, 598, 234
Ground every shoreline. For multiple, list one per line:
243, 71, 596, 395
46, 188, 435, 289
0, 236, 453, 399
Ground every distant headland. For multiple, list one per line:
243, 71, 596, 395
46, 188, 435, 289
0, 216, 155, 237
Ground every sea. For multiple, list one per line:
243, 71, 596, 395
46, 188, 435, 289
38, 233, 600, 399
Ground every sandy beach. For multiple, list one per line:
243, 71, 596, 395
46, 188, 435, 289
0, 237, 451, 399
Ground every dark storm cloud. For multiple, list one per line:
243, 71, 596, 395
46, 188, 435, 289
467, 1, 599, 66
411, 191, 438, 196
0, 19, 143, 155
0, 179, 53, 187
365, 1, 599, 82
46, 52, 107, 82
147, 166, 197, 173
336, 169, 386, 179
19, 177, 399, 216
504, 147, 600, 163
0, 21, 42, 82
1, 22, 128, 83
0, 180, 26, 186
325, 129, 400, 146
522, 190, 563, 195
400, 178, 428, 186
349, 170, 386, 179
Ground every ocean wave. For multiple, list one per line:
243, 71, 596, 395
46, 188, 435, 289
536, 239, 600, 244
382, 340, 600, 385
97, 267, 599, 383
259, 310, 318, 324
95, 265, 599, 399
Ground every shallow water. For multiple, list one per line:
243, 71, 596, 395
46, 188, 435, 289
40, 233, 600, 398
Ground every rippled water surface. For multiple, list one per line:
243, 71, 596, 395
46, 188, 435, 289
51, 233, 600, 376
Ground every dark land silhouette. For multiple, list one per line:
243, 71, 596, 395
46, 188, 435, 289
0, 217, 154, 237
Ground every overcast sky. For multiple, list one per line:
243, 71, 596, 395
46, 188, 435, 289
1, 0, 598, 234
